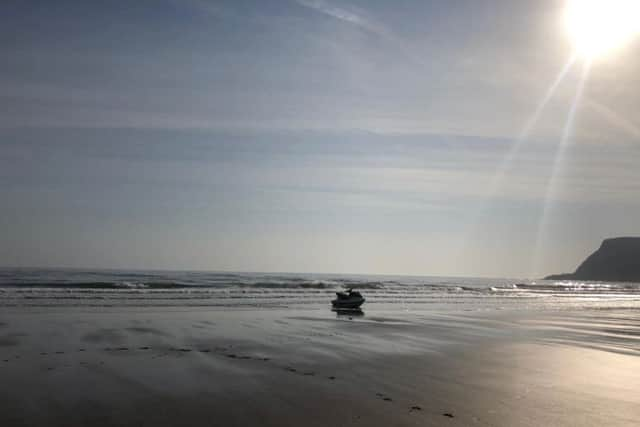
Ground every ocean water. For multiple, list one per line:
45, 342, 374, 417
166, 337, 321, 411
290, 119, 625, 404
1, 268, 639, 311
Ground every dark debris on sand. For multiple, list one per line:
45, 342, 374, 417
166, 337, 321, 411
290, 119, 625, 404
375, 392, 393, 402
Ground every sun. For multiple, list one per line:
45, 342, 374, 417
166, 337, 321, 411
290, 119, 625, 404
565, 0, 640, 59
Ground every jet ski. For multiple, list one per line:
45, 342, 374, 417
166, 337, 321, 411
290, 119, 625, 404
331, 289, 365, 309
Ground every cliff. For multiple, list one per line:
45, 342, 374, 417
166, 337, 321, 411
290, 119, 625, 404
545, 237, 640, 282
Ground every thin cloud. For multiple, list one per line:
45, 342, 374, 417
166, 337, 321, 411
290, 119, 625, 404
294, 0, 388, 36
172, 0, 236, 20
585, 97, 640, 140
294, 0, 436, 79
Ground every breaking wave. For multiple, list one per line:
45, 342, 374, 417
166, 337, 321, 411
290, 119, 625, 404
1, 268, 639, 309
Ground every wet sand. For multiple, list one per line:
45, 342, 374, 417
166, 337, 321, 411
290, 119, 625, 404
1, 307, 639, 426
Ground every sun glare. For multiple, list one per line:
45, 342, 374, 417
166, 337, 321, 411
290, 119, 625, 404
565, 0, 640, 59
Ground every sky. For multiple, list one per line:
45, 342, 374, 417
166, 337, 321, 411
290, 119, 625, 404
1, 0, 639, 278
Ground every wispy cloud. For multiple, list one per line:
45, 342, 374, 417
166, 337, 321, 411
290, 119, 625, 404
294, 0, 388, 36
585, 97, 640, 140
293, 0, 440, 85
170, 0, 230, 18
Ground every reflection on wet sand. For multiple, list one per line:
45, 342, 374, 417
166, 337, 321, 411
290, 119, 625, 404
0, 307, 639, 426
332, 307, 365, 318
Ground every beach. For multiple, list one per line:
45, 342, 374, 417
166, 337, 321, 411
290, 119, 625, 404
1, 295, 639, 426
5, 0, 640, 424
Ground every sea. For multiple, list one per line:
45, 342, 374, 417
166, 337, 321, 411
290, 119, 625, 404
1, 268, 639, 311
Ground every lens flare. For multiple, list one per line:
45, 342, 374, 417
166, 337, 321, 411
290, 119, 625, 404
531, 61, 592, 277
